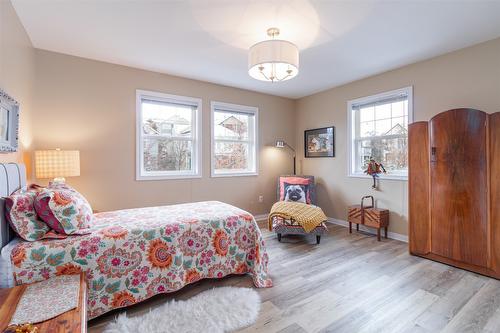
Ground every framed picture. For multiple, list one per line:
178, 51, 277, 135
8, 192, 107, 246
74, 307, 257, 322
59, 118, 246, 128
304, 126, 335, 158
0, 89, 19, 153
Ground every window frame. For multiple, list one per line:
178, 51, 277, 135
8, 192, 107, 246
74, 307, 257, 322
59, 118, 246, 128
347, 86, 413, 181
136, 89, 202, 181
210, 101, 259, 178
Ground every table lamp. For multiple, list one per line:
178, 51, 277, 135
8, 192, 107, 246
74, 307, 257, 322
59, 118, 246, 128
275, 140, 296, 175
35, 149, 80, 184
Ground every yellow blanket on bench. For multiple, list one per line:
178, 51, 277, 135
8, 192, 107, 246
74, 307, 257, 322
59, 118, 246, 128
268, 201, 327, 233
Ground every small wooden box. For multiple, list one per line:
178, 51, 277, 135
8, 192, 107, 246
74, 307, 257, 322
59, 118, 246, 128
348, 199, 389, 241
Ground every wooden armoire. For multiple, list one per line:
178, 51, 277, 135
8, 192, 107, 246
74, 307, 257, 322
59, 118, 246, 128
409, 108, 500, 279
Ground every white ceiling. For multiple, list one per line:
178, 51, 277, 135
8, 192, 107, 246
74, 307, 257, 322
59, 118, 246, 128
12, 0, 500, 99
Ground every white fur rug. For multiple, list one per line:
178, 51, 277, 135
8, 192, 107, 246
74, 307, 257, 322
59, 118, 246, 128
104, 287, 261, 333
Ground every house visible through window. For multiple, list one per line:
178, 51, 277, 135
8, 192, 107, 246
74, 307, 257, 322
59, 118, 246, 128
348, 87, 413, 179
211, 101, 258, 176
136, 90, 201, 180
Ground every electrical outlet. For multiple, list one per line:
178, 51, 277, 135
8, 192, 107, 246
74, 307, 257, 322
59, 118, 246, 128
258, 195, 264, 203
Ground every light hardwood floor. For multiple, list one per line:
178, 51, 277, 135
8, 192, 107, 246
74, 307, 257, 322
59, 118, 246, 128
88, 223, 500, 333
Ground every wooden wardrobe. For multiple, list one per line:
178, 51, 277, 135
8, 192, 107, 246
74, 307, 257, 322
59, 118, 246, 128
409, 108, 500, 279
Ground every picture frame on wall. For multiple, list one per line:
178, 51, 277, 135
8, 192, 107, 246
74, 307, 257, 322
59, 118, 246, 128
0, 89, 20, 153
304, 126, 335, 158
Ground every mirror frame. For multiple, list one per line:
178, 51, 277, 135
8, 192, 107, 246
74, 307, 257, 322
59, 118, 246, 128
0, 89, 19, 153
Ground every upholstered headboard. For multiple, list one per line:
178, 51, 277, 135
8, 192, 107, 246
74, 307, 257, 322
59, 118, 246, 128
0, 163, 26, 248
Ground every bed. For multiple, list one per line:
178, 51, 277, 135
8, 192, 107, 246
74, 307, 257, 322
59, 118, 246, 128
0, 163, 272, 319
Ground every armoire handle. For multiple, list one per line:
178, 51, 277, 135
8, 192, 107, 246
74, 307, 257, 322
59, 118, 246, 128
431, 147, 437, 162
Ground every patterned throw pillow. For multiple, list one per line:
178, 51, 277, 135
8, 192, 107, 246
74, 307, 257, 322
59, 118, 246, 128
34, 183, 93, 235
5, 189, 51, 241
279, 177, 312, 204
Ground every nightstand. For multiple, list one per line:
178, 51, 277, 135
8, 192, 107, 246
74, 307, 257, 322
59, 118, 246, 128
0, 273, 87, 333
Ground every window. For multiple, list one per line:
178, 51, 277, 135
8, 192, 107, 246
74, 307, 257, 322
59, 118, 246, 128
136, 90, 202, 180
348, 86, 413, 179
211, 101, 258, 177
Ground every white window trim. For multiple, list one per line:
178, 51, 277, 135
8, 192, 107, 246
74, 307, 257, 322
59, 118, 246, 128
136, 89, 202, 180
347, 86, 413, 181
210, 101, 259, 177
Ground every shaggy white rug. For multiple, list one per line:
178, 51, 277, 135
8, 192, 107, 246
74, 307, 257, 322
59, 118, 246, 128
104, 287, 261, 333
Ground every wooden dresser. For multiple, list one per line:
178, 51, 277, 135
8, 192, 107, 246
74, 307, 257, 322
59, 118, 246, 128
0, 273, 87, 333
409, 109, 500, 279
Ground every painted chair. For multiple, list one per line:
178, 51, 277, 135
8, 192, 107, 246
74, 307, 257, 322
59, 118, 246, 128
271, 175, 328, 244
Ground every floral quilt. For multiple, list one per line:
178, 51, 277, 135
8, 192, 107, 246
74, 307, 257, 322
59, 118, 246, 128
10, 201, 272, 319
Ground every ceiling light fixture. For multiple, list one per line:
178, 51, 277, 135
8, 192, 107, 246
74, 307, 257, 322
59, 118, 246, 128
248, 28, 299, 82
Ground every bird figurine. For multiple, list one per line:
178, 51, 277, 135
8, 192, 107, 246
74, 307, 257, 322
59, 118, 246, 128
364, 157, 386, 189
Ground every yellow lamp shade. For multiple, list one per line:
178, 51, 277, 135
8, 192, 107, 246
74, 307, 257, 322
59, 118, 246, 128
35, 149, 80, 179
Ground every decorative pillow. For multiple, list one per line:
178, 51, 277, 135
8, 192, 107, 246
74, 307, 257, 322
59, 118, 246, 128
34, 184, 93, 235
279, 177, 312, 204
5, 189, 51, 241
283, 183, 309, 203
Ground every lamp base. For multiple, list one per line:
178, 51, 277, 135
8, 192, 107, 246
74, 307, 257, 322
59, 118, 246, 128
52, 177, 66, 184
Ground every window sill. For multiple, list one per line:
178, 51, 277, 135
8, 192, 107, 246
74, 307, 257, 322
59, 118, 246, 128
211, 172, 258, 178
348, 173, 408, 181
136, 174, 202, 181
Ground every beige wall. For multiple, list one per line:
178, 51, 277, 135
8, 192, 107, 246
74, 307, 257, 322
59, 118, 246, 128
4, 0, 500, 231
296, 37, 500, 236
32, 50, 296, 214
0, 0, 35, 167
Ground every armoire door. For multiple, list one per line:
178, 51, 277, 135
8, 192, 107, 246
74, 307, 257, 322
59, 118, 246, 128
430, 109, 488, 267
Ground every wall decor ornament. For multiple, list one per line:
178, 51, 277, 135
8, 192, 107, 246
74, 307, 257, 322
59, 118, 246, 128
364, 157, 386, 189
0, 89, 20, 152
304, 126, 335, 158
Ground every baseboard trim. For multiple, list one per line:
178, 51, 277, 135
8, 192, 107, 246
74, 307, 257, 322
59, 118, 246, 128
326, 217, 408, 243
255, 213, 407, 243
